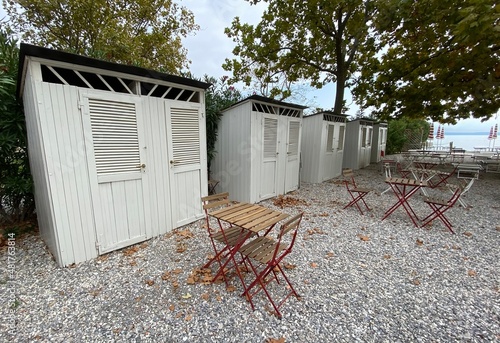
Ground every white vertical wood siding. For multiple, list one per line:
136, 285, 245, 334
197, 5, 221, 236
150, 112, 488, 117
211, 102, 252, 203
301, 114, 346, 183
22, 60, 207, 266
371, 124, 388, 163
212, 99, 302, 203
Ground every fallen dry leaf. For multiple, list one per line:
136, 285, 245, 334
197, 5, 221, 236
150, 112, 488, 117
325, 252, 335, 258
310, 262, 318, 268
266, 338, 286, 343
186, 277, 196, 285
416, 239, 424, 246
464, 232, 473, 237
413, 279, 421, 286
185, 314, 192, 321
383, 254, 391, 259
272, 195, 308, 208
201, 293, 209, 301
145, 279, 154, 286
176, 243, 187, 253
172, 281, 179, 288
226, 285, 237, 292
169, 304, 175, 311
283, 262, 297, 270
172, 268, 182, 274
357, 234, 370, 241
161, 271, 171, 281
123, 246, 139, 256
468, 270, 477, 277
182, 293, 192, 299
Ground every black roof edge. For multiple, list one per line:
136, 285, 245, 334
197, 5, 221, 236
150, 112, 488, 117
224, 94, 308, 111
304, 111, 348, 118
17, 43, 211, 97
348, 117, 377, 122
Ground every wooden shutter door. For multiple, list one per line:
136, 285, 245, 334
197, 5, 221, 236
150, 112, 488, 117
82, 92, 148, 254
284, 118, 301, 192
166, 101, 205, 227
260, 115, 279, 200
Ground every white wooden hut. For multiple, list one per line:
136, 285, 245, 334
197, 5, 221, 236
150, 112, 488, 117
342, 118, 375, 170
300, 112, 347, 183
211, 95, 306, 203
17, 44, 211, 266
371, 122, 388, 163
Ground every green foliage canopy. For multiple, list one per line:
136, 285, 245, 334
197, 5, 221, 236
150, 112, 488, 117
0, 28, 34, 224
356, 0, 500, 123
223, 0, 376, 116
3, 0, 199, 73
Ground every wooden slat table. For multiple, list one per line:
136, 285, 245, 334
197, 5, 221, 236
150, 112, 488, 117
208, 202, 289, 283
382, 177, 428, 227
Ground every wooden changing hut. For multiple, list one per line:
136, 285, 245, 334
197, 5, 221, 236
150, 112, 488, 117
18, 44, 211, 266
211, 95, 306, 203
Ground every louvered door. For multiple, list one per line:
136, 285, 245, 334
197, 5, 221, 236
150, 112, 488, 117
82, 92, 148, 254
322, 123, 336, 181
260, 114, 279, 200
284, 118, 301, 192
166, 101, 204, 227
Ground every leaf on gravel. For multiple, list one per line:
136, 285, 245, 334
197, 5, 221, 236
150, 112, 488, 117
216, 295, 222, 301
464, 231, 473, 237
123, 246, 139, 256
185, 314, 192, 321
161, 271, 171, 281
172, 268, 182, 274
266, 338, 286, 343
325, 252, 335, 258
169, 304, 175, 311
186, 277, 196, 285
175, 229, 194, 239
172, 281, 179, 288
496, 226, 500, 231
468, 270, 477, 277
176, 243, 187, 253
201, 293, 209, 301
383, 254, 391, 259
412, 279, 421, 286
272, 195, 308, 208
310, 262, 318, 268
416, 239, 424, 246
226, 285, 236, 292
284, 262, 296, 269
145, 279, 154, 286
182, 293, 192, 299
357, 234, 370, 241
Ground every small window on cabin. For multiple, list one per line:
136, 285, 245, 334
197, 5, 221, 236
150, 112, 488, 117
361, 127, 367, 147
337, 126, 345, 150
326, 124, 334, 152
367, 127, 372, 146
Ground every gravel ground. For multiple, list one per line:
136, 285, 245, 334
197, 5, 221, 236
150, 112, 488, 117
1, 160, 499, 342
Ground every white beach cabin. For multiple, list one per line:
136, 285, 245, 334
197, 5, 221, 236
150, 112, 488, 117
371, 122, 388, 163
18, 44, 211, 266
342, 118, 375, 170
211, 95, 306, 203
300, 112, 347, 183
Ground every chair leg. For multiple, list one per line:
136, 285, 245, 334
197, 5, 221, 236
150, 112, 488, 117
421, 204, 455, 234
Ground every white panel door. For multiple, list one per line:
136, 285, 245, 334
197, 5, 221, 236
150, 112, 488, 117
284, 118, 301, 191
322, 123, 336, 181
82, 92, 148, 254
260, 115, 279, 200
334, 124, 346, 176
166, 101, 204, 227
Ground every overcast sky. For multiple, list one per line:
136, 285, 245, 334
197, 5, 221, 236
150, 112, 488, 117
1, 1, 497, 132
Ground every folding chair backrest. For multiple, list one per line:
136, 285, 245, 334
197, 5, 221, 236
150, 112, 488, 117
275, 212, 304, 260
446, 186, 463, 207
342, 168, 356, 187
201, 192, 230, 214
460, 177, 475, 196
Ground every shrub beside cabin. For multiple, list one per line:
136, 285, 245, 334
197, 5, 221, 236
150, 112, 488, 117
17, 44, 211, 266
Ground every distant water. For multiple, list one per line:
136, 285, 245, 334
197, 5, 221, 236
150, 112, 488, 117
429, 132, 499, 152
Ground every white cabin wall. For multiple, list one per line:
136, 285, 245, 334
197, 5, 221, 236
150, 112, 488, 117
142, 97, 172, 237
300, 115, 322, 183
22, 64, 62, 265
343, 121, 360, 170
37, 82, 98, 266
212, 102, 252, 203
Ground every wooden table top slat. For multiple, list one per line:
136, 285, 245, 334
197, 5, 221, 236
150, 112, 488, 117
234, 210, 280, 228
209, 202, 253, 217
251, 213, 290, 233
229, 207, 273, 225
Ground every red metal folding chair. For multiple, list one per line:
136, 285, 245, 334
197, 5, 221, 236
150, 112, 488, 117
421, 186, 462, 234
238, 212, 304, 319
342, 168, 373, 214
201, 192, 254, 285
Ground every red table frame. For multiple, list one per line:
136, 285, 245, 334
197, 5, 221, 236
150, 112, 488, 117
382, 177, 428, 227
207, 202, 289, 287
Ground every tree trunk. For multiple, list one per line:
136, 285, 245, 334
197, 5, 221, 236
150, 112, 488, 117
333, 72, 346, 116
